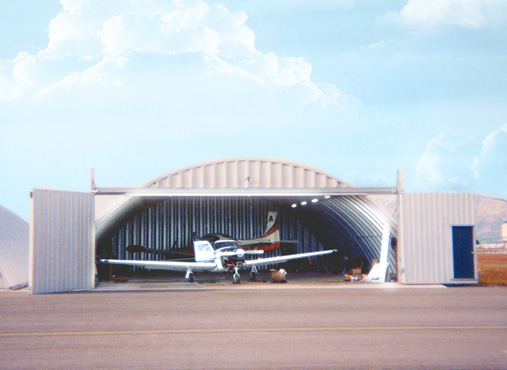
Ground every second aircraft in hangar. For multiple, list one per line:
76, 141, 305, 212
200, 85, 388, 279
100, 211, 336, 283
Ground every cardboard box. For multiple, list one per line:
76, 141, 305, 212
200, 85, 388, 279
270, 269, 287, 282
350, 268, 362, 277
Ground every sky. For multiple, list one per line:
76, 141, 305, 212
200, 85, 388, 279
1, 0, 506, 220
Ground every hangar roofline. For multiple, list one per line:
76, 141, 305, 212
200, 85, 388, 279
94, 186, 398, 196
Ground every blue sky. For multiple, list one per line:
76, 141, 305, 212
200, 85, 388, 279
1, 0, 506, 220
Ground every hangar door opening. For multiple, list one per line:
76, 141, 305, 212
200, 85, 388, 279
96, 197, 336, 278
452, 226, 475, 280
96, 195, 397, 280
95, 158, 398, 282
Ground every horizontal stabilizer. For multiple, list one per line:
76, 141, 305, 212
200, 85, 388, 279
126, 245, 147, 253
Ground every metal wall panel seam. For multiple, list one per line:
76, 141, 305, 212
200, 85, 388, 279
402, 194, 412, 283
435, 193, 444, 283
437, 193, 446, 283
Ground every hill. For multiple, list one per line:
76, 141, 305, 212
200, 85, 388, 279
474, 195, 507, 242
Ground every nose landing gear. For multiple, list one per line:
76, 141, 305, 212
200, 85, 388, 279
233, 266, 241, 284
185, 269, 195, 283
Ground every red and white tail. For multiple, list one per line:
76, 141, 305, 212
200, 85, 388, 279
237, 211, 280, 251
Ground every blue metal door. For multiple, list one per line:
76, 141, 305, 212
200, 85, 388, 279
452, 226, 475, 279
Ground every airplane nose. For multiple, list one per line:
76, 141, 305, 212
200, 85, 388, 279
236, 249, 245, 258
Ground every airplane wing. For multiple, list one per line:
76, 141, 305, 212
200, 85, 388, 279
99, 259, 217, 272
126, 245, 194, 259
246, 249, 337, 267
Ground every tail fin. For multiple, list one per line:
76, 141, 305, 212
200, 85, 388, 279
265, 211, 277, 234
238, 211, 280, 251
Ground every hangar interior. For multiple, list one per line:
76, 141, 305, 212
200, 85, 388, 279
95, 158, 398, 281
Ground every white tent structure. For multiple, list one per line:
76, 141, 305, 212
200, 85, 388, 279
0, 205, 29, 289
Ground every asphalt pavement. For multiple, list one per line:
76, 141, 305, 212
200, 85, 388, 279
1, 275, 506, 370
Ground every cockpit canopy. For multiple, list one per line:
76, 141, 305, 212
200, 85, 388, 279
214, 240, 239, 252
194, 239, 240, 262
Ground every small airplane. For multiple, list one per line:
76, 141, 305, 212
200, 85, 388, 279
100, 239, 337, 284
125, 211, 288, 259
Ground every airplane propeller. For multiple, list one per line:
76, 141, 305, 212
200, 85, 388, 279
219, 248, 264, 258
216, 248, 264, 283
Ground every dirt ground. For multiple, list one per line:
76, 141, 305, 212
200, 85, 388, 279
477, 251, 507, 285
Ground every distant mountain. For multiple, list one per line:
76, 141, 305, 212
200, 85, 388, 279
474, 195, 507, 242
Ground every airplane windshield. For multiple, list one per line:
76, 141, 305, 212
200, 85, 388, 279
195, 242, 214, 254
214, 240, 239, 251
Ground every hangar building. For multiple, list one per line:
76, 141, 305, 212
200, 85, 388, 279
28, 158, 477, 294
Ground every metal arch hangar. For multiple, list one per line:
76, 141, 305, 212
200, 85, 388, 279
94, 158, 399, 280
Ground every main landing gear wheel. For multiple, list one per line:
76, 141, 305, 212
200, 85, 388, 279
188, 273, 195, 283
233, 273, 241, 284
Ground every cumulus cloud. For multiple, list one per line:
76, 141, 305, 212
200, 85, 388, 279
471, 123, 507, 195
413, 124, 507, 196
359, 40, 388, 51
412, 132, 478, 191
0, 0, 361, 206
0, 0, 357, 118
398, 0, 507, 30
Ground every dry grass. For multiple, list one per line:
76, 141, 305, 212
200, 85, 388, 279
477, 252, 507, 286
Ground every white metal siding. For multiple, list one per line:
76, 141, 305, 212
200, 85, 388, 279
400, 193, 475, 284
29, 189, 95, 294
0, 205, 29, 289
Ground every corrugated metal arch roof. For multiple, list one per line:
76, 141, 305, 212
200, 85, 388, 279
0, 205, 29, 289
144, 158, 349, 189
96, 158, 352, 238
